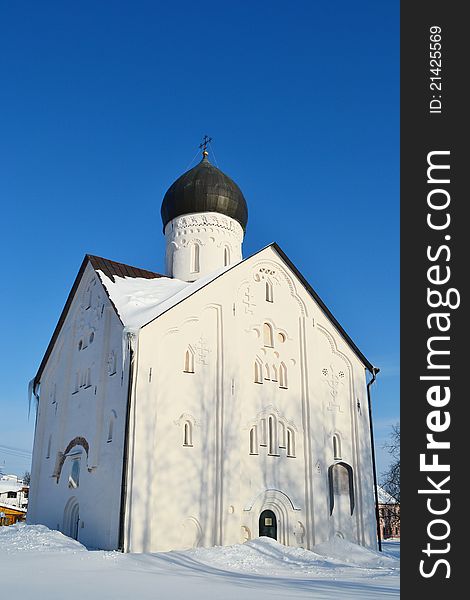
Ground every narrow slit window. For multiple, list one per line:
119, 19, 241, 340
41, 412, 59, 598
249, 426, 258, 454
263, 323, 274, 348
260, 418, 267, 446
268, 415, 278, 455
107, 412, 116, 443
287, 428, 295, 457
68, 458, 81, 489
271, 364, 278, 381
264, 363, 270, 380
224, 246, 230, 266
279, 362, 288, 388
333, 434, 342, 460
184, 347, 195, 373
191, 243, 200, 273
278, 421, 286, 448
46, 435, 52, 459
183, 421, 193, 447
254, 361, 263, 383
265, 280, 273, 303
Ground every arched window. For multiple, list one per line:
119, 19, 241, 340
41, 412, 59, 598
264, 363, 270, 380
328, 462, 355, 515
191, 243, 200, 273
279, 362, 288, 388
333, 434, 342, 460
224, 246, 230, 266
263, 323, 274, 347
107, 411, 117, 443
69, 457, 81, 489
287, 428, 295, 457
260, 418, 267, 446
268, 415, 278, 455
271, 364, 278, 382
265, 280, 273, 303
89, 331, 94, 344
254, 360, 263, 384
249, 426, 258, 454
183, 421, 193, 447
46, 435, 52, 459
78, 340, 83, 351
278, 421, 286, 448
184, 347, 195, 373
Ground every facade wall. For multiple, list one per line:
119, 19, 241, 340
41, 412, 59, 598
164, 212, 244, 281
126, 246, 377, 552
28, 263, 129, 550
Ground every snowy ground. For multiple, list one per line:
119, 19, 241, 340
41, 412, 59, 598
0, 525, 399, 599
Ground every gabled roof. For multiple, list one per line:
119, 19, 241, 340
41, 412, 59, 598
33, 255, 165, 387
34, 245, 376, 388
270, 243, 376, 373
87, 255, 164, 283
135, 243, 375, 372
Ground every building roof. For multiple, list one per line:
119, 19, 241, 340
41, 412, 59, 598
34, 245, 376, 387
377, 486, 398, 505
33, 255, 165, 387
161, 156, 248, 232
87, 255, 164, 283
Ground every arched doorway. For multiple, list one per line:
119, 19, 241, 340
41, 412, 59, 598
259, 509, 277, 540
63, 497, 80, 540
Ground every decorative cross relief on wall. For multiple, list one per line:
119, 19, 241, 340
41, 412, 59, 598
242, 286, 256, 314
106, 350, 117, 376
77, 277, 104, 333
194, 336, 210, 365
322, 365, 345, 412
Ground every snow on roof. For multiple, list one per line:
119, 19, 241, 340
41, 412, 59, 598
96, 265, 232, 330
0, 479, 24, 494
377, 486, 397, 504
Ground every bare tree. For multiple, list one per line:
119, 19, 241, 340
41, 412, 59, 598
381, 423, 400, 503
23, 471, 31, 486
379, 424, 400, 536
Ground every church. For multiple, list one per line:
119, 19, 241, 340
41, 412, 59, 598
27, 143, 380, 553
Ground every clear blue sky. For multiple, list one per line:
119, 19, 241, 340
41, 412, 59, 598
0, 1, 399, 477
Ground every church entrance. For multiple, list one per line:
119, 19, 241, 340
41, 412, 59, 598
259, 509, 277, 540
63, 498, 80, 540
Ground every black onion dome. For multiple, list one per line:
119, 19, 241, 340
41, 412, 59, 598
161, 156, 248, 232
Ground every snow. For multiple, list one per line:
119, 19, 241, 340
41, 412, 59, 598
0, 478, 24, 494
377, 486, 397, 504
97, 265, 232, 330
0, 524, 399, 599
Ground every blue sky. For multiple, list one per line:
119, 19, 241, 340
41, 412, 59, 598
0, 1, 399, 477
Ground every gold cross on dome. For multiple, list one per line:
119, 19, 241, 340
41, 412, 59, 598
199, 135, 212, 157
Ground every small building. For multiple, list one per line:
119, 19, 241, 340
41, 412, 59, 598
377, 486, 400, 539
0, 475, 29, 526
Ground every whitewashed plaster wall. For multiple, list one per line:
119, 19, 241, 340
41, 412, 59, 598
28, 263, 129, 550
126, 246, 377, 553
164, 212, 244, 281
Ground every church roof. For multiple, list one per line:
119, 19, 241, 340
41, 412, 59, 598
87, 255, 164, 283
33, 255, 165, 387
161, 156, 248, 232
33, 246, 376, 388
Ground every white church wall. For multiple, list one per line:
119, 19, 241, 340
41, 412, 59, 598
164, 212, 244, 281
126, 245, 378, 552
28, 263, 129, 550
